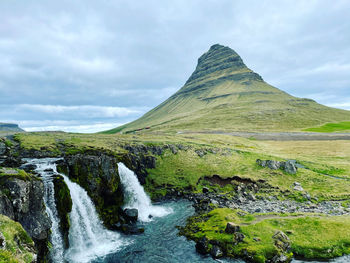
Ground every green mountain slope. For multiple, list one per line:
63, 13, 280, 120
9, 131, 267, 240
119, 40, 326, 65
105, 44, 350, 133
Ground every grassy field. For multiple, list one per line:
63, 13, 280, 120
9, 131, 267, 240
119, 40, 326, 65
180, 208, 350, 262
304, 121, 350, 133
14, 131, 350, 201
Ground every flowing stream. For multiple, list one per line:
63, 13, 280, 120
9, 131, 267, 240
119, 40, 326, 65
26, 158, 350, 263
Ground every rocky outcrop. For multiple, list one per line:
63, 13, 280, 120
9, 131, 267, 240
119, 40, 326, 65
57, 153, 123, 228
0, 174, 51, 261
53, 175, 72, 249
256, 159, 297, 174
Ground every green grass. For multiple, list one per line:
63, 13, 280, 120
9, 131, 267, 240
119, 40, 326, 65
0, 214, 35, 263
304, 121, 350, 133
180, 208, 350, 262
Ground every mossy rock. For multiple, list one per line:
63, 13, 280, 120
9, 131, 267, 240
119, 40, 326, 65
53, 175, 72, 249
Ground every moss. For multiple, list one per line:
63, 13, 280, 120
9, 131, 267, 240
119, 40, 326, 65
0, 168, 32, 181
180, 208, 350, 262
0, 214, 36, 263
53, 175, 72, 249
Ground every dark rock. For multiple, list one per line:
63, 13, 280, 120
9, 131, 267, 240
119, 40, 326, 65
195, 149, 206, 157
0, 177, 51, 260
57, 153, 124, 228
53, 175, 72, 249
44, 168, 54, 173
168, 145, 178, 154
121, 224, 144, 235
210, 245, 223, 258
225, 222, 240, 234
19, 163, 37, 172
0, 142, 6, 155
0, 231, 5, 249
124, 208, 138, 223
195, 236, 209, 255
202, 187, 209, 194
234, 232, 245, 243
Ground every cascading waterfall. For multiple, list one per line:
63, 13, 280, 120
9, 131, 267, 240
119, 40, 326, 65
27, 158, 125, 263
118, 162, 172, 222
26, 158, 65, 263
62, 173, 125, 263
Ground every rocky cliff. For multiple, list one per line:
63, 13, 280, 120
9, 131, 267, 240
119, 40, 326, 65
57, 153, 124, 228
0, 169, 51, 261
0, 123, 24, 132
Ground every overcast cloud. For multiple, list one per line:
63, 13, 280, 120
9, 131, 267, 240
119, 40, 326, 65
0, 0, 349, 132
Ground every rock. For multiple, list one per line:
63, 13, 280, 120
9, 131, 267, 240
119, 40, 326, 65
267, 160, 281, 170
124, 208, 138, 223
225, 222, 240, 234
257, 159, 297, 174
195, 149, 206, 157
57, 153, 124, 228
121, 224, 144, 235
271, 254, 289, 263
43, 168, 54, 173
293, 182, 304, 191
168, 145, 178, 154
253, 237, 261, 242
0, 141, 6, 155
19, 163, 37, 172
283, 161, 297, 174
273, 231, 291, 251
195, 236, 209, 254
210, 245, 223, 258
202, 187, 209, 193
234, 232, 245, 243
0, 177, 51, 260
0, 231, 5, 249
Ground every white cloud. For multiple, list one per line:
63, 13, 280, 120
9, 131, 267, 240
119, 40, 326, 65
17, 104, 146, 118
24, 122, 123, 133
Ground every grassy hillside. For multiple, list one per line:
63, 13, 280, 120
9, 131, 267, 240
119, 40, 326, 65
103, 44, 350, 134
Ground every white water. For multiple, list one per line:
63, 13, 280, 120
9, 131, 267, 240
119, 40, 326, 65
26, 158, 65, 263
61, 173, 125, 263
27, 158, 126, 263
118, 162, 172, 222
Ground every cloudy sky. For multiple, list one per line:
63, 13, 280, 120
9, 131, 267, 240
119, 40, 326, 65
1, 0, 349, 132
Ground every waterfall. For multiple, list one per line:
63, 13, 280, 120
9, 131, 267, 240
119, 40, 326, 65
62, 173, 125, 263
118, 162, 172, 222
27, 158, 125, 263
27, 158, 65, 263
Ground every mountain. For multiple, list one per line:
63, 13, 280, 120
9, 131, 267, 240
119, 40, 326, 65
0, 123, 24, 132
105, 44, 350, 133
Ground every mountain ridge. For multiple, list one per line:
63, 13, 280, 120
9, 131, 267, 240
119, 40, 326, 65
104, 44, 350, 133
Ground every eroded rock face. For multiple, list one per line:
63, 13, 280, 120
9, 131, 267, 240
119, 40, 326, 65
0, 176, 51, 260
57, 153, 123, 228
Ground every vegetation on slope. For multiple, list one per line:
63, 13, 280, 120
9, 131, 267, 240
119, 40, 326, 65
180, 208, 350, 262
304, 121, 350, 133
0, 214, 36, 263
103, 44, 350, 134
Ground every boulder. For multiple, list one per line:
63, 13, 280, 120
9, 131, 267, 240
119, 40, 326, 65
210, 245, 223, 258
195, 236, 209, 254
202, 187, 209, 194
121, 224, 144, 235
283, 161, 297, 174
225, 222, 240, 234
124, 208, 138, 223
293, 182, 304, 191
234, 232, 245, 243
273, 231, 291, 251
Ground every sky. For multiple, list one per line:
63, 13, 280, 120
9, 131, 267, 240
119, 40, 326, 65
0, 0, 349, 133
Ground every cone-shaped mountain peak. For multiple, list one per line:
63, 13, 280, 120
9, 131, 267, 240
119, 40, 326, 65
104, 44, 350, 133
